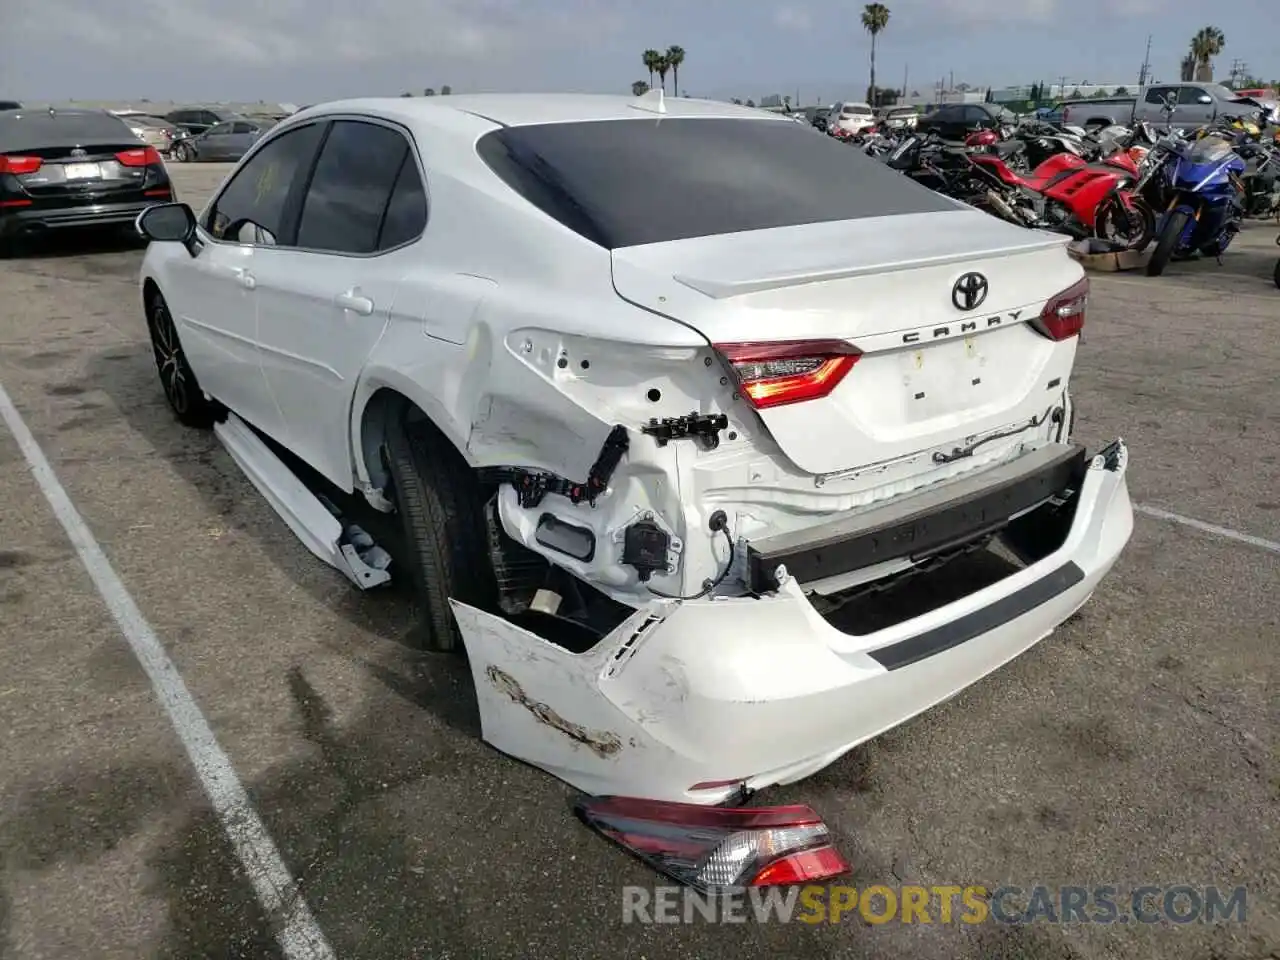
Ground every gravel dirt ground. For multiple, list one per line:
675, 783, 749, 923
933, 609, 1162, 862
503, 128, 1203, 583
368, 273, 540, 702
0, 163, 1276, 960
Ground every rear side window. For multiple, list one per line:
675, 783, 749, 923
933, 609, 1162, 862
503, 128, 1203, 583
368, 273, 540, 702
205, 122, 325, 244
0, 111, 134, 152
295, 120, 410, 254
377, 155, 428, 250
476, 117, 956, 249
1144, 87, 1172, 104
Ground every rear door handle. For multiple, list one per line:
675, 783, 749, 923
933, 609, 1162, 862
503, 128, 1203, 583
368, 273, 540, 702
337, 289, 374, 316
233, 267, 256, 289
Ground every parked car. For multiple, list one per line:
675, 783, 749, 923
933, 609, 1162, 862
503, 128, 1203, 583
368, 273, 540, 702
134, 94, 1132, 806
0, 108, 174, 253
809, 106, 831, 132
915, 102, 1010, 141
827, 101, 876, 135
0, 100, 22, 112
171, 118, 268, 162
1063, 84, 1271, 130
881, 106, 920, 130
163, 106, 244, 136
118, 114, 181, 154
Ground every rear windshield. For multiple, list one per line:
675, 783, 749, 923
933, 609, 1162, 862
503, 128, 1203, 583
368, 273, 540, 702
843, 104, 872, 115
476, 117, 957, 248
0, 111, 134, 152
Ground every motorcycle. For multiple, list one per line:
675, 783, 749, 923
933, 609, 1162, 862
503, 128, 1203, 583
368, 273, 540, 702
964, 139, 1155, 249
1145, 131, 1247, 277
1237, 139, 1280, 218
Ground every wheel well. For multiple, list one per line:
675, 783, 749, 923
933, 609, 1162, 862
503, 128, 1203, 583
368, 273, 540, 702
142, 278, 161, 313
357, 387, 458, 494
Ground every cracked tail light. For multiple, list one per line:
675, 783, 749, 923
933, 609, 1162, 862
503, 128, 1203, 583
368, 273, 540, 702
116, 146, 163, 167
715, 339, 860, 409
0, 155, 42, 174
1032, 276, 1088, 341
574, 796, 850, 893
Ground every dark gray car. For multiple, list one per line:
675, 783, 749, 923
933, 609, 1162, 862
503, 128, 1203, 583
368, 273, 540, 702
172, 119, 267, 162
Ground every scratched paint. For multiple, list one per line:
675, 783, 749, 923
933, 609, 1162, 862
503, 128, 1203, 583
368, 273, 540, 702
486, 665, 623, 758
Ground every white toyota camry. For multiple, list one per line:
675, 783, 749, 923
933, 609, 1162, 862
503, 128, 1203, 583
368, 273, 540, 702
136, 92, 1133, 809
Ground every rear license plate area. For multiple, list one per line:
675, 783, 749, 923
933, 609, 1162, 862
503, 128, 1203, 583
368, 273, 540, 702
63, 163, 102, 180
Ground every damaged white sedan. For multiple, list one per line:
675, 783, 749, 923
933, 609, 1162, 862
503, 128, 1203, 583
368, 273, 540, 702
136, 92, 1134, 809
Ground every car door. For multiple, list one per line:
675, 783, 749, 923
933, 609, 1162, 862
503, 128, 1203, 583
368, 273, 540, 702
170, 121, 327, 441
1177, 86, 1215, 125
250, 118, 428, 489
227, 122, 261, 160
202, 122, 236, 160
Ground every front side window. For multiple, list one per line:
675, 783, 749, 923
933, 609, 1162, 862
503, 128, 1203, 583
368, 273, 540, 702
1178, 87, 1209, 105
204, 122, 325, 244
206, 122, 232, 136
295, 120, 410, 254
477, 116, 957, 249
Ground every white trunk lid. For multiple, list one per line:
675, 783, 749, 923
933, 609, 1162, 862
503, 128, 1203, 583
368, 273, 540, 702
611, 210, 1083, 476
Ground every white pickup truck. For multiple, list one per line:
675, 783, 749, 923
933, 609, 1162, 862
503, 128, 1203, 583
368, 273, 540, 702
1062, 82, 1276, 130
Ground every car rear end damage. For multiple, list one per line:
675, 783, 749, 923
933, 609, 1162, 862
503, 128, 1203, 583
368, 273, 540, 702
454, 437, 1131, 803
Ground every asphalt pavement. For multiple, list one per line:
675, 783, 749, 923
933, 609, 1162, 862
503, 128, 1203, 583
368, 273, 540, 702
0, 163, 1276, 960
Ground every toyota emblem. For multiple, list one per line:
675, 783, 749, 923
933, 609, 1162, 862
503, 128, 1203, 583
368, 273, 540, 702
952, 272, 989, 311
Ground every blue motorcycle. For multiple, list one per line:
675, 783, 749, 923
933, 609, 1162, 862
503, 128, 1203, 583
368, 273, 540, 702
1145, 133, 1247, 277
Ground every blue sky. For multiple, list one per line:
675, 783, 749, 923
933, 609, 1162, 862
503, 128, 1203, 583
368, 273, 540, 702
2, 0, 1276, 104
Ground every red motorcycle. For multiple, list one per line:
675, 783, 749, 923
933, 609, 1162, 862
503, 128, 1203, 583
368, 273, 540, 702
961, 131, 1155, 249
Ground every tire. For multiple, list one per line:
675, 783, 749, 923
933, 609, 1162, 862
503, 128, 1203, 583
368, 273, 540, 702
145, 291, 218, 427
175, 143, 192, 163
1095, 196, 1155, 252
383, 417, 498, 652
1146, 209, 1191, 277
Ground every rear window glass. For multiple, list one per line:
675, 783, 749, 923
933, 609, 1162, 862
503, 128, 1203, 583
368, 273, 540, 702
476, 117, 957, 249
0, 111, 134, 151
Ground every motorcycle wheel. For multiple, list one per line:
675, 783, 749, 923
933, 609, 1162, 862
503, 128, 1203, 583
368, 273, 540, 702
1146, 209, 1191, 277
1096, 196, 1155, 252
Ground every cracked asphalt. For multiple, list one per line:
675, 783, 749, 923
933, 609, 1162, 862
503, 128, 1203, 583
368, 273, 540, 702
0, 163, 1276, 960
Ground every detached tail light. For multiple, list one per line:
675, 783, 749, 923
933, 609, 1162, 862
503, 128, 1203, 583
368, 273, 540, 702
0, 154, 42, 174
116, 146, 163, 167
575, 796, 849, 893
715, 339, 860, 409
1033, 276, 1088, 341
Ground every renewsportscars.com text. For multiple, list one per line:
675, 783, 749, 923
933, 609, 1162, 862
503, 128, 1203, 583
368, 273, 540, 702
622, 884, 1248, 925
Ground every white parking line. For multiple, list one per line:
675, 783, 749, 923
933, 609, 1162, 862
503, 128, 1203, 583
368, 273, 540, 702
1135, 503, 1280, 555
0, 382, 335, 960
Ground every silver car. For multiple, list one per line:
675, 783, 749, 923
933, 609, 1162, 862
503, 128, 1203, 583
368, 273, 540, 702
171, 118, 268, 162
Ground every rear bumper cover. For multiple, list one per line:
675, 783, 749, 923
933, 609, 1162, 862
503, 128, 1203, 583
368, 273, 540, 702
0, 197, 172, 236
452, 439, 1133, 804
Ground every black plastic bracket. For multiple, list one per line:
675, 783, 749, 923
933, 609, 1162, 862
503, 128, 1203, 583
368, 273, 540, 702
641, 412, 729, 449
483, 425, 630, 509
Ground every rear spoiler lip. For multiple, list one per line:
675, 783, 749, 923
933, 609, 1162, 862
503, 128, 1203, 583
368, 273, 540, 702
672, 235, 1069, 299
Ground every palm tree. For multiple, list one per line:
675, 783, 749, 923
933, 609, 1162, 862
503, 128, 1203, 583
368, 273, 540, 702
642, 49, 662, 89
655, 55, 671, 94
1189, 26, 1225, 82
666, 46, 685, 97
631, 80, 651, 97
861, 4, 891, 109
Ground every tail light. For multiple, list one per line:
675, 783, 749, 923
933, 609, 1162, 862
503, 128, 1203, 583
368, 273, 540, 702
575, 796, 850, 893
715, 339, 860, 409
1033, 276, 1088, 341
116, 146, 163, 167
0, 155, 42, 174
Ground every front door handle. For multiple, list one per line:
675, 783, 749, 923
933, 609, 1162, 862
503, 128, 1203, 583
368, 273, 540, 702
233, 267, 256, 289
337, 289, 374, 316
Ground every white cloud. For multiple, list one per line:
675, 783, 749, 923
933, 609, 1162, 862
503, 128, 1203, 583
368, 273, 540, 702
774, 5, 813, 30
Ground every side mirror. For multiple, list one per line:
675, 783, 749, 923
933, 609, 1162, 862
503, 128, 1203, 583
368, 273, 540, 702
1198, 95, 1213, 104
136, 203, 198, 256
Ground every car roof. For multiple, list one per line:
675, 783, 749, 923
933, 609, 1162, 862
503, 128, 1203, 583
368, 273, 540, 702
295, 93, 795, 129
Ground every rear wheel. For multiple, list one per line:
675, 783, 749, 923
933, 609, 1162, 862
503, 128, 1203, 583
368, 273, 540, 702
1095, 196, 1155, 251
145, 291, 219, 427
383, 417, 497, 652
1145, 209, 1191, 277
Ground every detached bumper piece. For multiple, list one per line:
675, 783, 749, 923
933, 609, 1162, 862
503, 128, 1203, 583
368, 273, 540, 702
746, 442, 1088, 592
575, 796, 849, 893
